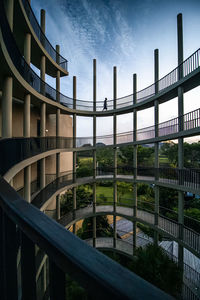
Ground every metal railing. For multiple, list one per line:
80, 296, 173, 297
21, 0, 68, 71
1, 177, 174, 300
1, 1, 200, 111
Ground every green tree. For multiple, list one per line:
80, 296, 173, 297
77, 216, 113, 239
130, 244, 182, 297
60, 185, 92, 216
117, 181, 133, 202
137, 145, 154, 167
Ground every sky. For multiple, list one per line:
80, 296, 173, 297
31, 0, 200, 139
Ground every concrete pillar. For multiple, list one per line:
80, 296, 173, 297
56, 108, 60, 220
24, 93, 31, 202
40, 56, 46, 95
24, 95, 31, 137
2, 77, 13, 138
93, 59, 97, 246
154, 49, 159, 245
133, 73, 137, 251
177, 13, 184, 269
56, 45, 60, 102
5, 0, 14, 31
40, 9, 46, 34
24, 166, 31, 203
24, 33, 31, 66
113, 66, 117, 248
73, 76, 77, 233
177, 13, 183, 80
40, 103, 46, 189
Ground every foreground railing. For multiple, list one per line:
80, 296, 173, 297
21, 0, 68, 71
1, 0, 200, 111
0, 177, 173, 300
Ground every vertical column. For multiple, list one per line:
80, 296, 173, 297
39, 9, 46, 190
40, 9, 46, 33
154, 49, 159, 245
56, 44, 61, 220
2, 77, 13, 138
40, 9, 46, 95
2, 0, 13, 138
73, 76, 77, 234
93, 59, 97, 247
24, 32, 31, 202
56, 45, 61, 102
177, 13, 184, 269
113, 66, 117, 248
133, 74, 137, 252
133, 73, 137, 252
40, 103, 46, 189
56, 109, 61, 220
5, 0, 14, 31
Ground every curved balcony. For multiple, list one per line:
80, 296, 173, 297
1, 105, 200, 179
29, 170, 200, 258
15, 0, 68, 76
1, 2, 200, 115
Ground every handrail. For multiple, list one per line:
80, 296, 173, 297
21, 0, 68, 71
0, 106, 199, 176
1, 2, 200, 111
0, 177, 173, 299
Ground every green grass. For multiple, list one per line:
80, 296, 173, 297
96, 186, 133, 204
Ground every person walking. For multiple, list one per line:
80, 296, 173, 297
103, 97, 107, 111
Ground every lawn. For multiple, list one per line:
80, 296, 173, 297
96, 186, 133, 205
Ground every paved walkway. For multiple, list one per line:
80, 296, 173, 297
59, 204, 200, 257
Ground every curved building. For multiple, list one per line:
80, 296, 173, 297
0, 0, 199, 299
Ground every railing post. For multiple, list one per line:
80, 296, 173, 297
133, 73, 137, 252
2, 213, 18, 300
93, 59, 97, 248
113, 66, 117, 248
73, 76, 77, 234
49, 260, 66, 299
21, 232, 37, 300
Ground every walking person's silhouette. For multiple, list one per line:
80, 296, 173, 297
103, 97, 107, 111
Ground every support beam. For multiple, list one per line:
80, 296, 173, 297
24, 166, 31, 203
40, 9, 46, 34
177, 13, 184, 268
5, 0, 14, 31
133, 73, 137, 251
73, 76, 77, 233
24, 33, 31, 65
56, 45, 60, 102
56, 109, 60, 220
2, 77, 13, 138
177, 13, 183, 80
113, 66, 117, 248
24, 94, 31, 137
40, 103, 46, 189
93, 59, 97, 246
154, 49, 159, 245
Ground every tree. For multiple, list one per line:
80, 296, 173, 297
130, 244, 182, 297
60, 185, 92, 216
77, 216, 113, 239
117, 181, 133, 202
137, 145, 154, 167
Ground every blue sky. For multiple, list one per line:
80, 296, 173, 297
32, 0, 200, 138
